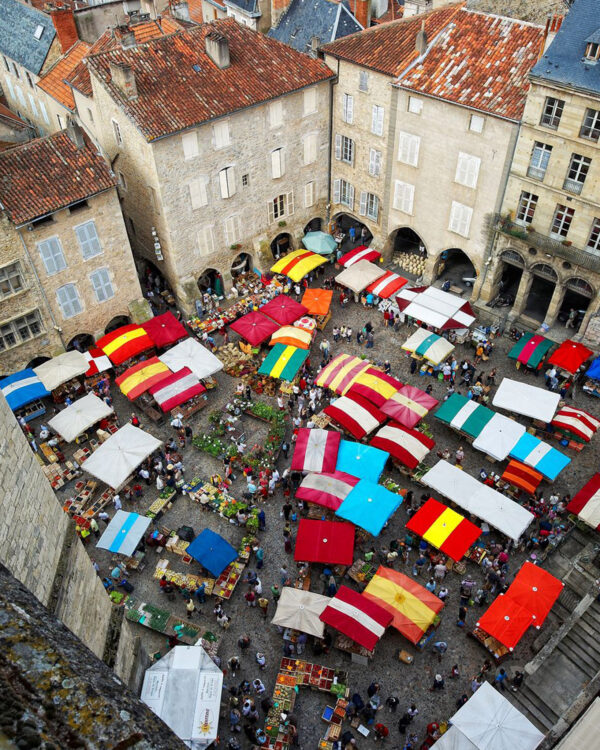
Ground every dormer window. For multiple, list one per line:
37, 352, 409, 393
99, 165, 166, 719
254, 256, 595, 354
34, 24, 44, 40
585, 42, 600, 61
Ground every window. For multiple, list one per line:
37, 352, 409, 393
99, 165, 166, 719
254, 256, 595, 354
189, 177, 209, 209
181, 131, 198, 159
90, 268, 114, 302
38, 237, 66, 275
342, 93, 354, 124
15, 85, 25, 107
197, 225, 215, 256
28, 95, 37, 120
271, 147, 285, 178
56, 283, 82, 319
269, 101, 283, 129
213, 120, 230, 149
397, 131, 420, 166
2, 57, 8, 72
359, 192, 379, 221
304, 181, 315, 208
586, 218, 600, 253
34, 24, 44, 40
369, 148, 381, 177
4, 76, 14, 99
564, 153, 591, 194
219, 166, 236, 198
39, 99, 49, 124
333, 179, 354, 209
550, 204, 574, 238
75, 220, 102, 259
224, 215, 241, 245
408, 96, 422, 115
112, 119, 122, 146
540, 97, 564, 129
393, 180, 414, 214
242, 173, 249, 187
87, 107, 94, 124
303, 87, 317, 115
359, 71, 369, 92
469, 114, 484, 133
12, 63, 19, 79
25, 72, 33, 89
57, 114, 65, 130
341, 136, 354, 164
268, 192, 294, 222
371, 105, 384, 136
449, 201, 473, 237
527, 142, 552, 180
0, 262, 24, 298
585, 42, 600, 61
303, 133, 318, 165
580, 108, 600, 141
0, 311, 42, 351
515, 191, 538, 225
455, 152, 481, 188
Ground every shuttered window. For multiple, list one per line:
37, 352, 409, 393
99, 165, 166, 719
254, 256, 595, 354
397, 132, 420, 166
182, 131, 198, 159
371, 105, 384, 136
342, 93, 354, 124
303, 133, 318, 165
189, 177, 209, 209
75, 220, 102, 259
224, 215, 241, 245
56, 283, 82, 318
219, 167, 236, 198
393, 181, 414, 214
455, 152, 481, 189
369, 148, 381, 177
271, 148, 285, 179
449, 201, 473, 237
90, 268, 114, 302
197, 226, 215, 256
38, 237, 66, 275
304, 181, 315, 208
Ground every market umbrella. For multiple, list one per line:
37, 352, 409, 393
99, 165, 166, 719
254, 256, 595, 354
291, 428, 341, 473
115, 357, 171, 400
301, 288, 333, 317
335, 260, 385, 294
258, 344, 308, 381
96, 510, 151, 556
365, 270, 407, 298
476, 594, 533, 651
83, 347, 112, 377
260, 295, 307, 326
149, 367, 206, 412
335, 440, 389, 482
507, 332, 553, 369
336, 480, 402, 536
270, 249, 327, 282
48, 392, 113, 442
316, 353, 371, 395
295, 471, 360, 511
567, 473, 600, 530
547, 339, 593, 374
0, 368, 50, 410
338, 245, 381, 267
324, 392, 386, 440
33, 350, 89, 391
269, 326, 312, 350
141, 311, 187, 349
500, 461, 543, 496
159, 338, 223, 380
302, 231, 338, 255
508, 432, 570, 481
96, 324, 155, 365
395, 286, 476, 330
370, 422, 434, 470
229, 311, 279, 346
401, 328, 454, 366
187, 529, 237, 577
294, 519, 355, 566
271, 587, 330, 638
406, 498, 481, 562
435, 393, 494, 438
320, 585, 393, 652
551, 405, 600, 443
381, 385, 438, 429
346, 367, 402, 407
507, 562, 563, 627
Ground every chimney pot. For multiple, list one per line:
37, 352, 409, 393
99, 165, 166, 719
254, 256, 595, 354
415, 21, 427, 55
109, 61, 138, 101
205, 31, 230, 69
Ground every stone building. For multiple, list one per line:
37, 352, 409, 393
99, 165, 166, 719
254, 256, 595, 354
85, 19, 334, 312
478, 0, 600, 345
323, 7, 544, 287
0, 121, 147, 372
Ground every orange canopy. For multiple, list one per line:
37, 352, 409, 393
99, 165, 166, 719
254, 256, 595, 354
301, 288, 333, 317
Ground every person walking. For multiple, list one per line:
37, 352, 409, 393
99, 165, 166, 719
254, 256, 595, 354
366, 330, 374, 349
186, 598, 196, 619
432, 641, 447, 662
493, 668, 507, 691
258, 596, 269, 618
255, 546, 264, 569
430, 674, 445, 691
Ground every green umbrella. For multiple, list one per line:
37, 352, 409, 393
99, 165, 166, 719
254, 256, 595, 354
302, 231, 337, 255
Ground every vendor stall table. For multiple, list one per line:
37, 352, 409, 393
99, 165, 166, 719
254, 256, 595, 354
347, 559, 377, 585
42, 461, 81, 490
213, 559, 246, 599
153, 559, 215, 595
145, 488, 177, 519
81, 487, 114, 519
469, 627, 511, 663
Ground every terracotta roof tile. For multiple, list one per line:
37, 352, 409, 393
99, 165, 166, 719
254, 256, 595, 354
86, 19, 335, 142
37, 41, 90, 111
0, 130, 117, 224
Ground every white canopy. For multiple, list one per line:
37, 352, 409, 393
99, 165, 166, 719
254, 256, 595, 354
271, 587, 330, 637
422, 461, 534, 541
48, 393, 113, 442
493, 378, 560, 422
141, 645, 223, 749
33, 350, 89, 391
81, 423, 162, 490
397, 286, 476, 330
159, 338, 223, 380
472, 413, 526, 461
432, 682, 543, 750
335, 260, 386, 294
402, 328, 455, 365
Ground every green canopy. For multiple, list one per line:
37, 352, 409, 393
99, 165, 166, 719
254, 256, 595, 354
258, 344, 308, 381
507, 333, 553, 369
302, 231, 337, 255
435, 393, 494, 438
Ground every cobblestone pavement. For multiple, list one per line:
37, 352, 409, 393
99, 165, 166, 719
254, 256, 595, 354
45, 267, 600, 750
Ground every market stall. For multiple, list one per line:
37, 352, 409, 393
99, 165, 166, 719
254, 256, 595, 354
381, 385, 438, 429
115, 357, 171, 400
336, 479, 403, 536
335, 440, 389, 482
270, 249, 328, 282
258, 344, 309, 381
316, 353, 372, 395
421, 461, 534, 542
475, 593, 534, 652
335, 259, 385, 294
271, 587, 330, 637
583, 357, 600, 398
83, 346, 112, 377
507, 562, 563, 627
324, 393, 386, 439
260, 295, 307, 326
338, 245, 381, 267
96, 509, 151, 556
291, 428, 341, 473
96, 324, 155, 366
435, 393, 495, 439
159, 338, 223, 381
148, 367, 207, 413
295, 471, 360, 511
32, 350, 88, 393
269, 325, 313, 349
294, 519, 355, 566
395, 286, 476, 331
301, 287, 333, 328
493, 378, 561, 422
230, 311, 279, 347
500, 461, 543, 496
365, 270, 407, 299
547, 339, 593, 375
302, 230, 337, 255
48, 392, 113, 442
401, 328, 455, 365
141, 311, 187, 350
186, 529, 238, 577
370, 422, 434, 470
507, 332, 554, 371
567, 473, 600, 530
551, 405, 600, 443
81, 423, 162, 490
363, 566, 444, 644
346, 367, 402, 407
406, 498, 481, 562
471, 413, 527, 462
508, 432, 571, 481
320, 585, 392, 652
0, 369, 50, 412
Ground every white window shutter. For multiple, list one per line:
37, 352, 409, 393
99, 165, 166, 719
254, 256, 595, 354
182, 131, 198, 160
333, 179, 341, 204
304, 134, 317, 165
267, 200, 275, 224
198, 226, 214, 256
4, 76, 14, 99
335, 134, 342, 160
286, 191, 294, 216
75, 221, 102, 259
189, 178, 208, 209
348, 184, 354, 210
39, 99, 49, 124
398, 132, 420, 166
304, 181, 314, 208
371, 105, 384, 136
227, 168, 235, 197
347, 95, 353, 124
214, 121, 229, 149
28, 94, 37, 117
271, 149, 282, 179
359, 191, 367, 216
449, 201, 472, 237
369, 148, 381, 176
370, 195, 379, 221
393, 181, 414, 214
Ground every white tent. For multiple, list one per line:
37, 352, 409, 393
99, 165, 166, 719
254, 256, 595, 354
402, 328, 455, 365
493, 378, 560, 422
33, 350, 89, 391
141, 645, 223, 749
335, 260, 386, 294
396, 286, 476, 330
432, 682, 544, 750
159, 338, 223, 380
472, 413, 526, 461
422, 461, 534, 541
48, 393, 113, 442
81, 423, 161, 489
271, 587, 330, 637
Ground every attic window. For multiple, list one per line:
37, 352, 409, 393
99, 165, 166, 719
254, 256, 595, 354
585, 42, 600, 62
192, 64, 201, 72
34, 25, 44, 40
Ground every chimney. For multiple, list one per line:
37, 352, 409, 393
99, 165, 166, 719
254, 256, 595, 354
271, 0, 292, 28
66, 117, 85, 149
139, 0, 158, 19
49, 4, 79, 54
113, 24, 137, 49
109, 61, 138, 100
542, 14, 563, 54
172, 1, 191, 21
205, 31, 230, 69
310, 36, 320, 58
415, 21, 427, 55
353, 0, 371, 29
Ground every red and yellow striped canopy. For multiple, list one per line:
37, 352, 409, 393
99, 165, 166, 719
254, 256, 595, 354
271, 249, 327, 282
406, 498, 481, 561
316, 353, 371, 395
115, 357, 171, 400
97, 324, 155, 365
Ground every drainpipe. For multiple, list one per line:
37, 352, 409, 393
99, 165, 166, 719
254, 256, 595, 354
326, 59, 339, 228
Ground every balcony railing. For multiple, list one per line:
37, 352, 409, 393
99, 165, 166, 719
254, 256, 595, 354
563, 178, 584, 195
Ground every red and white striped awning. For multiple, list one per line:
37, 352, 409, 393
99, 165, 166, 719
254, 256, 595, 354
320, 584, 392, 652
339, 245, 381, 267
366, 270, 408, 298
551, 406, 600, 443
295, 471, 360, 511
148, 367, 206, 412
567, 474, 600, 530
370, 422, 435, 470
291, 428, 341, 473
84, 347, 112, 377
324, 393, 385, 439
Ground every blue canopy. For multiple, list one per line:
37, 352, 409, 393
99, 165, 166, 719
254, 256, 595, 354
335, 479, 403, 536
587, 357, 600, 381
335, 440, 389, 482
96, 510, 151, 557
0, 368, 50, 411
187, 529, 237, 577
509, 433, 571, 481
302, 231, 337, 255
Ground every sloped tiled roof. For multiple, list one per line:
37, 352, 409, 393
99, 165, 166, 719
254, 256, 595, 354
0, 130, 116, 224
86, 19, 335, 142
37, 40, 90, 111
0, 0, 56, 75
66, 17, 181, 97
269, 0, 362, 54
397, 9, 544, 121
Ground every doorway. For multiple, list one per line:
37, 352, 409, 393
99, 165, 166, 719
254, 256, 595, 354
270, 233, 293, 260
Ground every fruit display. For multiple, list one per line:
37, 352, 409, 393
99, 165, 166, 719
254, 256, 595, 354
213, 560, 245, 599
395, 252, 426, 276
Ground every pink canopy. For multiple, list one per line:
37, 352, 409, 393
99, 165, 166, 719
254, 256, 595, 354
229, 311, 279, 346
324, 393, 386, 439
142, 312, 188, 349
380, 384, 439, 429
260, 295, 308, 326
370, 422, 434, 470
320, 585, 392, 652
291, 428, 341, 473
295, 471, 360, 511
339, 245, 381, 267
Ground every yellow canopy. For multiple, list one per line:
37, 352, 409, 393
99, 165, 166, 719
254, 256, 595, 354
271, 249, 328, 283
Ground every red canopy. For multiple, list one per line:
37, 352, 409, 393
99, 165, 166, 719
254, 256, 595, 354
83, 346, 112, 377
149, 367, 206, 412
548, 339, 593, 374
568, 473, 600, 530
370, 422, 434, 470
380, 385, 438, 429
291, 428, 341, 473
476, 594, 533, 650
366, 270, 408, 299
320, 585, 392, 652
507, 562, 563, 627
338, 245, 381, 267
142, 312, 187, 349
551, 405, 600, 442
229, 311, 279, 346
260, 295, 307, 326
96, 324, 155, 365
295, 471, 360, 511
294, 519, 355, 565
324, 392, 386, 439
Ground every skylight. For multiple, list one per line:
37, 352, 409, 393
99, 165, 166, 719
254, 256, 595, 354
34, 25, 44, 40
